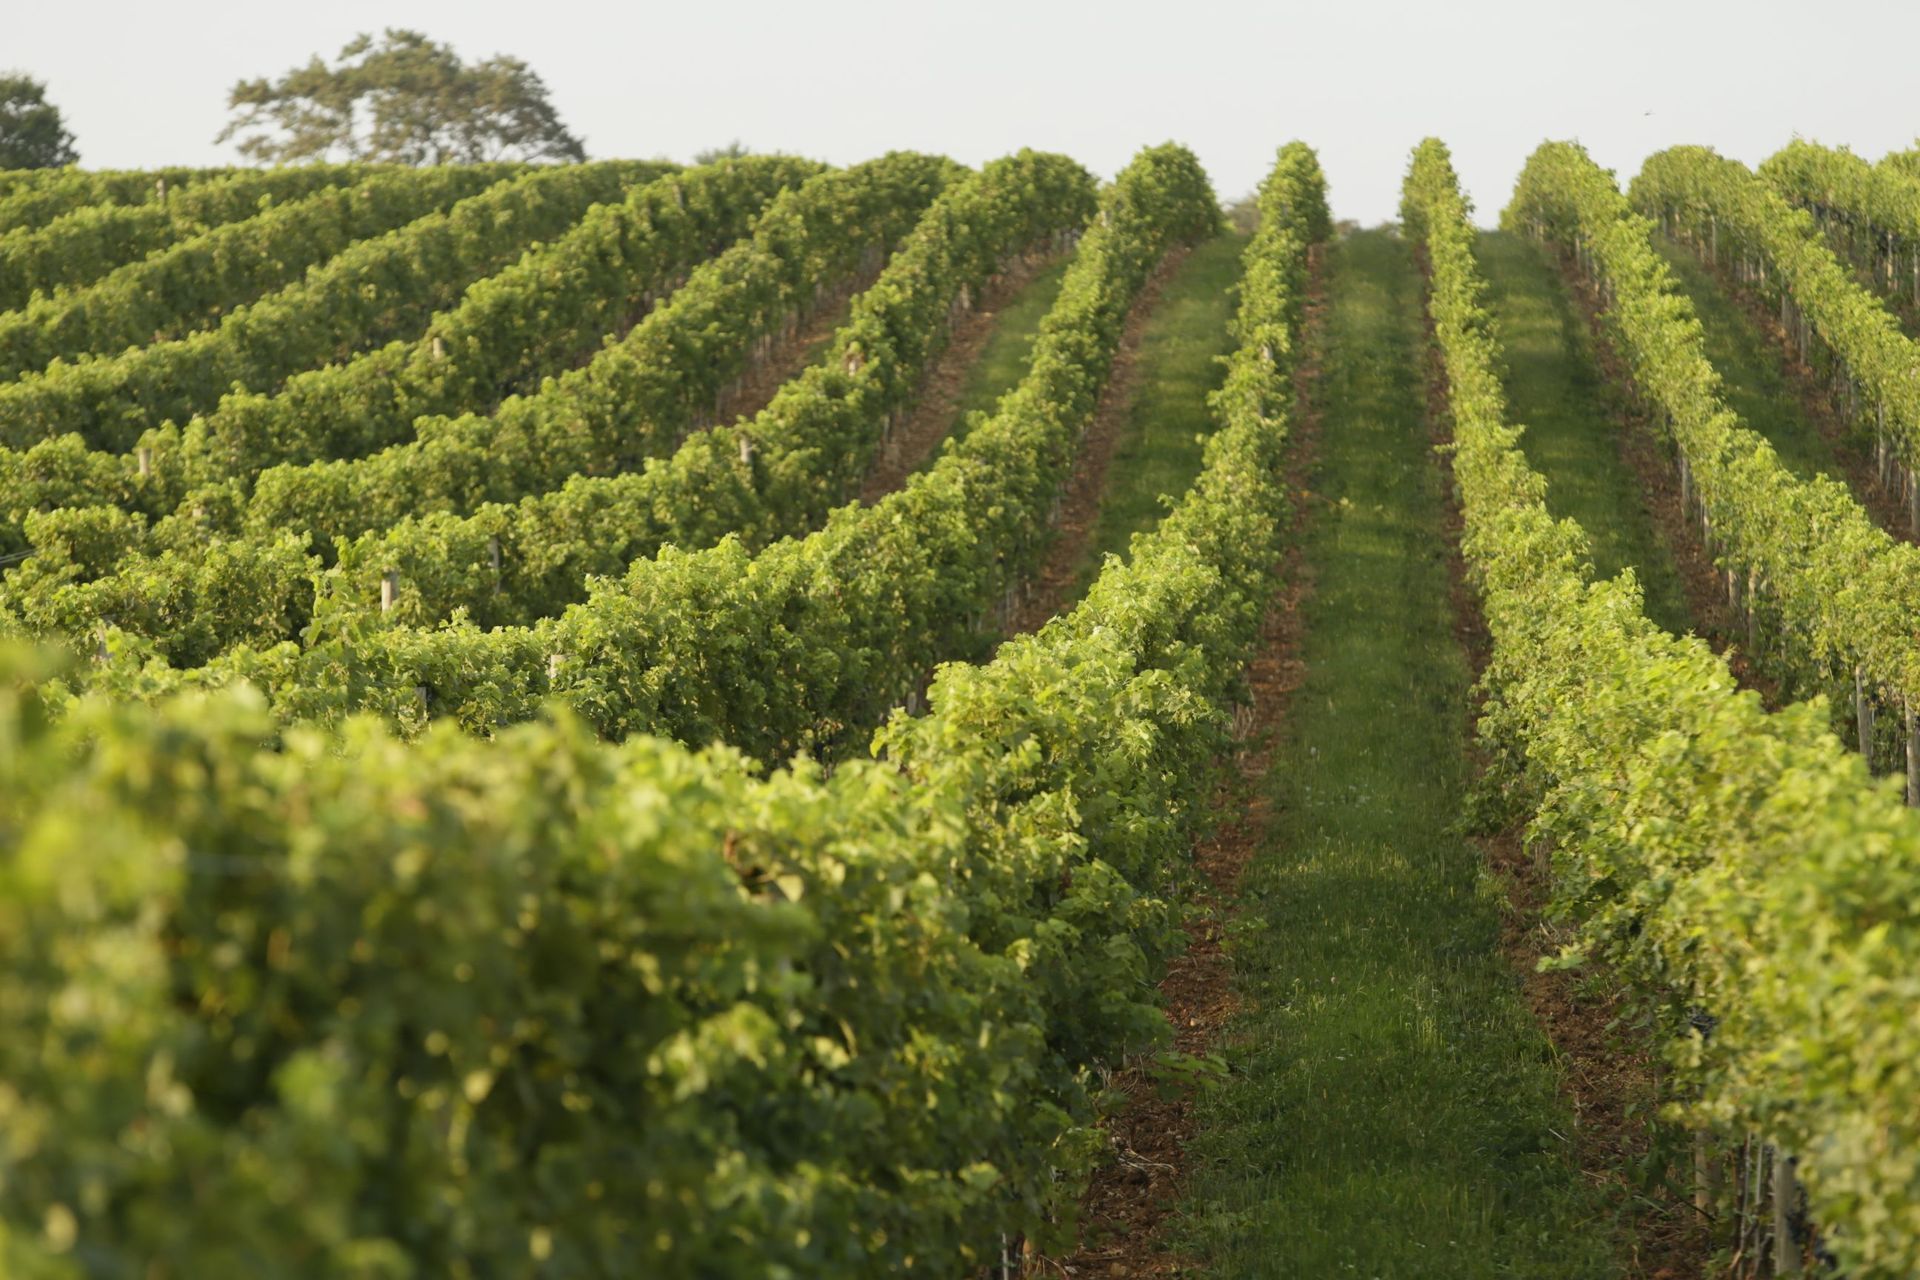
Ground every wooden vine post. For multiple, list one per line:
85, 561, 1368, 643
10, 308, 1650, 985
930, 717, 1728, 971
1856, 668, 1875, 766
1773, 1150, 1801, 1275
1907, 701, 1920, 806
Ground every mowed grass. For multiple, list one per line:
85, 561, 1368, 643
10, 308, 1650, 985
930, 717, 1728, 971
1653, 236, 1851, 482
933, 256, 1070, 454
1069, 229, 1249, 592
1477, 231, 1690, 635
1177, 229, 1617, 1277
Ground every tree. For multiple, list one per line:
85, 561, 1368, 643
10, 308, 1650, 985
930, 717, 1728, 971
694, 140, 752, 165
0, 74, 78, 169
218, 30, 585, 165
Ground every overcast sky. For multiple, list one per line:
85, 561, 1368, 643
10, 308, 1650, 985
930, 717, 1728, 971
13, 0, 1917, 226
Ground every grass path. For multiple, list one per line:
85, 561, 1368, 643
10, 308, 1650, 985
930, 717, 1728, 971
938, 257, 1071, 451
1176, 229, 1616, 1276
1000, 230, 1247, 637
863, 254, 1071, 501
1476, 231, 1691, 634
1653, 237, 1850, 481
1069, 231, 1249, 593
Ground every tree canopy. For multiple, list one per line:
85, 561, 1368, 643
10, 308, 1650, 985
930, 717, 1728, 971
218, 30, 586, 165
693, 140, 752, 165
0, 74, 79, 169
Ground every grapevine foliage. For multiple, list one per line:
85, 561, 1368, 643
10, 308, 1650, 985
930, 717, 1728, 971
0, 143, 1330, 1276
1412, 138, 1920, 1278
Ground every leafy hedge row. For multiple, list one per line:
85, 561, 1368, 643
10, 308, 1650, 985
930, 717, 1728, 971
1410, 135, 1920, 1278
0, 165, 224, 233
0, 165, 521, 382
72, 146, 1211, 746
1508, 143, 1920, 760
298, 151, 1091, 623
229, 152, 952, 517
1633, 145, 1920, 470
1760, 138, 1920, 298
0, 158, 814, 556
25, 153, 1093, 668
0, 164, 380, 310
0, 141, 1325, 1278
0, 161, 673, 451
0, 155, 946, 663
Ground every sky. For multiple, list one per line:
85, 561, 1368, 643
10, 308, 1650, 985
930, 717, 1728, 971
12, 0, 1918, 226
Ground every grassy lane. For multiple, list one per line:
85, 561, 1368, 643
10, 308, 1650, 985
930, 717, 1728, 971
1069, 230, 1249, 593
1653, 236, 1851, 481
1477, 231, 1691, 635
1177, 229, 1615, 1277
993, 229, 1248, 639
931, 257, 1070, 455
865, 255, 1075, 504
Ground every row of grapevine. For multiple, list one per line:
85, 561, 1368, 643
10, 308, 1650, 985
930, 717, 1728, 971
0, 160, 674, 451
0, 141, 1326, 1278
1508, 143, 1920, 783
0, 155, 950, 665
1633, 146, 1920, 506
0, 164, 383, 309
1408, 137, 1920, 1277
218, 152, 952, 511
62, 146, 1215, 751
0, 164, 524, 382
296, 152, 1093, 620
1760, 139, 1920, 302
20, 152, 1095, 668
0, 157, 820, 553
0, 165, 228, 233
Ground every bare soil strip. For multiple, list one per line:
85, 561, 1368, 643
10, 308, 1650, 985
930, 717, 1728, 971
710, 270, 871, 427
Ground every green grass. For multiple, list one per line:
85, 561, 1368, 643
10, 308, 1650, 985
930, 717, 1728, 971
1068, 230, 1249, 593
1653, 236, 1848, 482
934, 256, 1070, 454
1176, 229, 1618, 1277
1477, 231, 1691, 636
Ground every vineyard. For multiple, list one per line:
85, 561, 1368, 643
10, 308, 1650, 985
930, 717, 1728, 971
3, 136, 1920, 1278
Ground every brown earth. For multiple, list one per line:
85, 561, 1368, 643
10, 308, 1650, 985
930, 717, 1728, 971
708, 269, 873, 428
